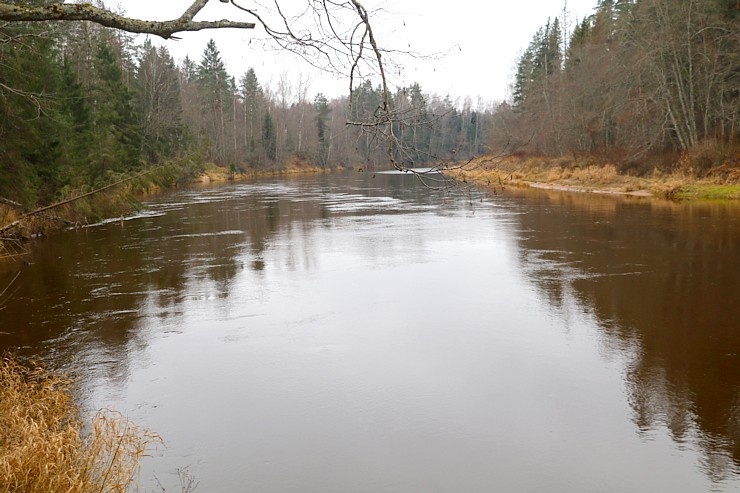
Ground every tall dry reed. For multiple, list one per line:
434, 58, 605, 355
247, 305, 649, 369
0, 356, 160, 493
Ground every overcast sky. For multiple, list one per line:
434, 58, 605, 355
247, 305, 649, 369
123, 0, 599, 104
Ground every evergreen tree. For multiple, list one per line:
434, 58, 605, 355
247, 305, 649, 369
513, 46, 535, 109
197, 39, 231, 163
60, 57, 92, 133
350, 79, 382, 121
181, 55, 198, 83
565, 17, 592, 69
239, 67, 264, 161
57, 56, 94, 188
546, 17, 563, 75
314, 93, 331, 166
90, 41, 142, 179
262, 111, 277, 161
0, 20, 67, 204
531, 18, 561, 78
513, 18, 563, 109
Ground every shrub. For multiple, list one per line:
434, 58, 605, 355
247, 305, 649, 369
676, 140, 734, 177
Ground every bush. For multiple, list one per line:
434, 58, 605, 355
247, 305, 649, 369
676, 140, 734, 177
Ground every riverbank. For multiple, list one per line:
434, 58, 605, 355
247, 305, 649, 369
195, 156, 333, 185
4, 152, 737, 259
0, 356, 158, 493
444, 154, 740, 200
0, 157, 335, 260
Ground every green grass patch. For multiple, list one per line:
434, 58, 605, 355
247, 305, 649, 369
672, 184, 740, 201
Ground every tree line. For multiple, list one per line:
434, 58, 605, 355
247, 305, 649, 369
0, 14, 494, 209
492, 0, 738, 174
5, 0, 731, 210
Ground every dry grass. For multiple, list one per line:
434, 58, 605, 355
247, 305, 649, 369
0, 356, 160, 493
449, 151, 740, 200
446, 158, 631, 191
197, 156, 329, 184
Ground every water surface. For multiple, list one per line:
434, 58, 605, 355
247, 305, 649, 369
1, 172, 738, 492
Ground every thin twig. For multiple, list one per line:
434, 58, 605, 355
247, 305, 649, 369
0, 271, 20, 300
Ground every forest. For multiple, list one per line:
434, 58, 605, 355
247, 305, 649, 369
495, 0, 738, 175
0, 5, 488, 210
0, 0, 738, 211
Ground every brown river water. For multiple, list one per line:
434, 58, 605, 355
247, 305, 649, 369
1, 171, 739, 492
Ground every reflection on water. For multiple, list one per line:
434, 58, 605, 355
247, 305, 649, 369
509, 189, 740, 481
0, 173, 738, 492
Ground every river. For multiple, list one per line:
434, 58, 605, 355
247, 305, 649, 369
1, 171, 739, 492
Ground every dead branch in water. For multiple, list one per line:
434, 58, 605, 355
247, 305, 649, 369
0, 270, 20, 303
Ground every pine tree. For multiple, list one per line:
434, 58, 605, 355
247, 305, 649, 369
197, 39, 231, 163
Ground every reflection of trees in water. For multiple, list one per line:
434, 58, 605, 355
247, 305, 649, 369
0, 180, 330, 387
0, 173, 443, 391
510, 188, 740, 478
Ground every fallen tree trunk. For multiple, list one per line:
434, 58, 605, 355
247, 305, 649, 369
0, 169, 152, 236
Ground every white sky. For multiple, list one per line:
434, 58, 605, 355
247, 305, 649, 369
123, 0, 599, 105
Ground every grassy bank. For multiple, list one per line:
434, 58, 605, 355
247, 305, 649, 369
2, 158, 202, 228
196, 155, 333, 184
0, 156, 336, 260
0, 356, 158, 493
445, 153, 740, 201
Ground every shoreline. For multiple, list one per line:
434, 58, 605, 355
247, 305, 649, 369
0, 160, 337, 261
195, 160, 336, 185
443, 154, 740, 201
3, 154, 739, 259
525, 181, 654, 197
